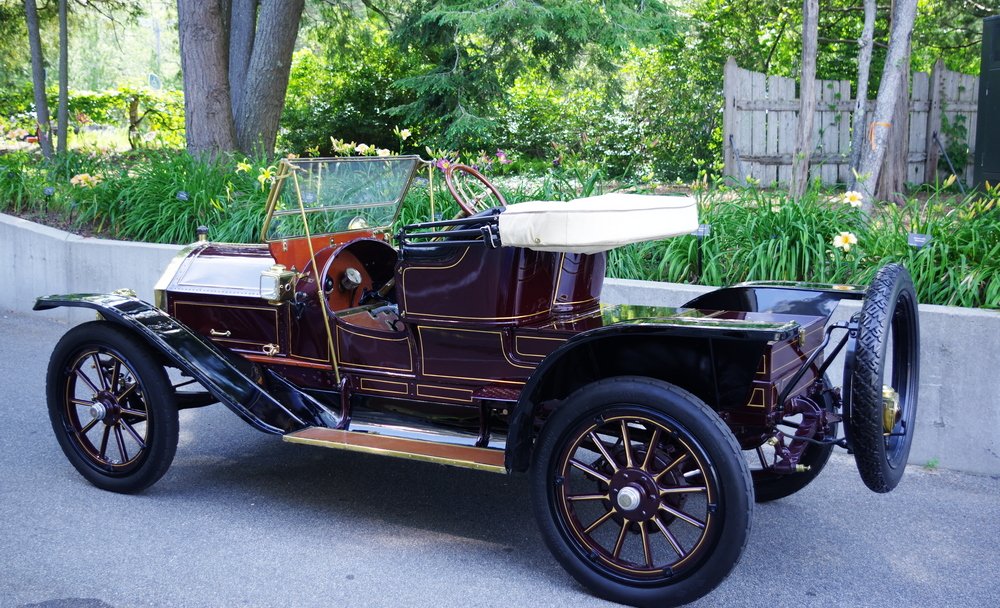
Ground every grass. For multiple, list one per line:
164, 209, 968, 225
1, 148, 997, 309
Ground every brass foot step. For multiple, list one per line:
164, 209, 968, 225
283, 427, 506, 473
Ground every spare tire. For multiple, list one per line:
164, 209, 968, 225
847, 263, 920, 493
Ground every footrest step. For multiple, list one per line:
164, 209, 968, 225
283, 427, 506, 473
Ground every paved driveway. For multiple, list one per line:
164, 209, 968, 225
2, 311, 998, 607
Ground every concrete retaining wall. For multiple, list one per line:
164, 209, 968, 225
3, 213, 998, 475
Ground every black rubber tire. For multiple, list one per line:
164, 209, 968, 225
848, 263, 920, 493
531, 377, 753, 608
46, 321, 179, 493
750, 378, 837, 503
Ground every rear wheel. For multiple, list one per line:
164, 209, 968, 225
531, 377, 752, 608
848, 263, 919, 493
46, 321, 179, 493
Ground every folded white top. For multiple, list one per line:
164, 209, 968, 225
497, 193, 699, 254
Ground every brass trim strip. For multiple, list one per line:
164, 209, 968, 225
359, 378, 409, 395
746, 387, 766, 408
336, 325, 414, 372
283, 427, 506, 474
416, 384, 474, 403
513, 335, 566, 359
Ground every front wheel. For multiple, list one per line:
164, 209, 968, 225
531, 377, 752, 608
46, 321, 179, 493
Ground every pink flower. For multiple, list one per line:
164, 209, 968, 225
495, 149, 511, 164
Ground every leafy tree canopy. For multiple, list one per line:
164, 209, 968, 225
386, 0, 677, 148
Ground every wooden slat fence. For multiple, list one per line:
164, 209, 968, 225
723, 57, 978, 188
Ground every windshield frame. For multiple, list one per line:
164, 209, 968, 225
260, 155, 424, 243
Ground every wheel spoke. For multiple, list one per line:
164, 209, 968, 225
659, 503, 706, 529
115, 382, 137, 401
583, 509, 616, 535
567, 493, 608, 502
109, 359, 121, 393
114, 425, 129, 462
653, 453, 689, 482
119, 407, 148, 420
98, 425, 111, 460
639, 521, 653, 568
621, 421, 635, 468
75, 368, 101, 395
641, 428, 662, 472
659, 486, 707, 495
570, 458, 611, 485
612, 521, 629, 558
79, 417, 99, 436
653, 516, 686, 558
92, 354, 109, 391
587, 432, 619, 472
120, 420, 146, 450
70, 398, 95, 407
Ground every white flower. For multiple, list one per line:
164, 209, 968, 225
832, 231, 858, 252
375, 148, 391, 157
841, 191, 864, 207
355, 143, 370, 155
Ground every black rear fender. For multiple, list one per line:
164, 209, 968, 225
682, 282, 866, 321
35, 293, 324, 434
505, 330, 770, 472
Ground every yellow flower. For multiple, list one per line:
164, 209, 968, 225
70, 173, 102, 188
399, 128, 411, 140
376, 148, 391, 157
841, 191, 863, 207
832, 231, 858, 252
943, 174, 957, 188
257, 166, 274, 189
235, 161, 252, 173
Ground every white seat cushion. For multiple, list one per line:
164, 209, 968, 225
497, 193, 699, 254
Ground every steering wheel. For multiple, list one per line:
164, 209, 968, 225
444, 164, 507, 216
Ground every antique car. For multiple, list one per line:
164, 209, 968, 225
36, 156, 919, 607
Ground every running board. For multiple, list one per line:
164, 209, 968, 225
283, 427, 507, 474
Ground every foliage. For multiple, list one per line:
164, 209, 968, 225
0, 86, 184, 148
389, 0, 675, 150
280, 9, 425, 156
609, 184, 999, 309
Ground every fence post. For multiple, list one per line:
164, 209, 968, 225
924, 58, 944, 183
723, 57, 739, 182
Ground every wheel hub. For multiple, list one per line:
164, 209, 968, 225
92, 392, 121, 424
608, 468, 660, 521
882, 385, 901, 433
616, 486, 642, 511
88, 402, 107, 421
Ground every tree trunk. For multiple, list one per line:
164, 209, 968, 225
177, 0, 237, 156
848, 0, 877, 180
852, 0, 918, 213
234, 0, 304, 156
24, 0, 53, 159
789, 0, 819, 200
229, 0, 258, 120
57, 0, 69, 155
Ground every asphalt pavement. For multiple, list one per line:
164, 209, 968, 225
1, 311, 998, 608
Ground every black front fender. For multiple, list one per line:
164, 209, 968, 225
35, 293, 321, 434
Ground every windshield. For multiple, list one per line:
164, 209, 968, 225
261, 156, 422, 242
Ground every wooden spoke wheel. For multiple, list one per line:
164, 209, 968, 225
532, 377, 752, 608
47, 322, 178, 493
